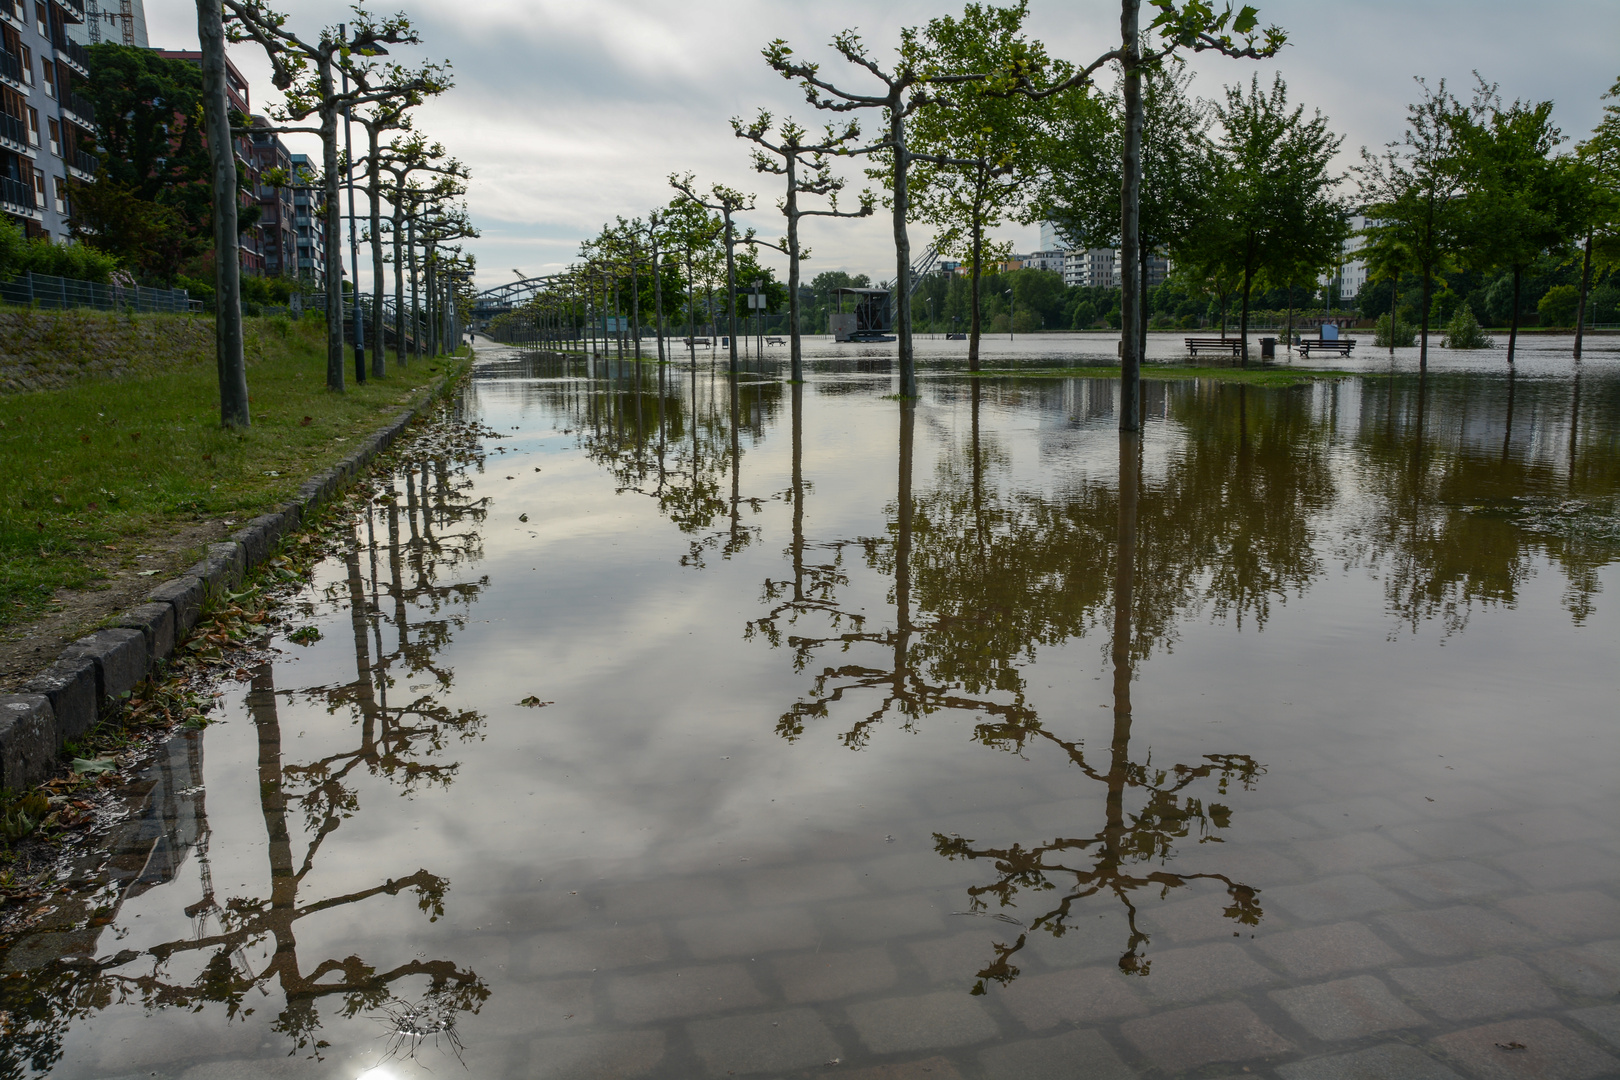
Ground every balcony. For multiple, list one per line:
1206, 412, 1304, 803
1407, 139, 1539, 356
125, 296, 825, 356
0, 173, 39, 216
0, 1, 20, 30
0, 49, 25, 93
52, 0, 85, 24
62, 91, 94, 130
0, 109, 28, 151
68, 147, 94, 178
57, 36, 90, 76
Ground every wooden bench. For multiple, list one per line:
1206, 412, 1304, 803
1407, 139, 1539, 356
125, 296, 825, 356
683, 337, 713, 347
1184, 337, 1244, 356
1297, 338, 1356, 357
766, 336, 786, 345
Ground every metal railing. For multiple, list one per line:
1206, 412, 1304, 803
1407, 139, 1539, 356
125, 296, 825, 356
58, 36, 90, 73
54, 0, 85, 21
71, 148, 95, 176
0, 174, 35, 211
0, 109, 25, 147
0, 49, 23, 87
64, 91, 95, 126
0, 271, 196, 314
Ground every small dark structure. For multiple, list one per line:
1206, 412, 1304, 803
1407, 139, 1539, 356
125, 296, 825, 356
830, 288, 895, 342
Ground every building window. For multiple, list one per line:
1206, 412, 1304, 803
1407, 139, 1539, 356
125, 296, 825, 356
25, 105, 35, 144
19, 44, 31, 86
52, 173, 66, 215
31, 166, 44, 207
40, 58, 53, 99
34, 2, 44, 37
46, 116, 58, 155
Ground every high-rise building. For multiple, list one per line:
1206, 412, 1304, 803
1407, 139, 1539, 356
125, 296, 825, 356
288, 153, 325, 287
1039, 220, 1069, 251
0, 0, 99, 241
248, 115, 296, 279
78, 0, 146, 47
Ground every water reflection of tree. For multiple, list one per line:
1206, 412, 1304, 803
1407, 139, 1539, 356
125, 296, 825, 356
0, 435, 493, 1076
1345, 374, 1620, 633
750, 380, 1344, 987
540, 357, 783, 567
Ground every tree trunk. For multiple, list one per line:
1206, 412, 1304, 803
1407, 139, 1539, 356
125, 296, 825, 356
1244, 255, 1257, 369
1507, 264, 1521, 367
724, 212, 739, 376
368, 127, 385, 376
1573, 233, 1592, 361
892, 105, 916, 399
968, 214, 983, 371
320, 87, 345, 390
407, 216, 419, 365
392, 204, 405, 367
1117, 0, 1142, 432
1113, 429, 1139, 721
197, 0, 248, 426
787, 163, 804, 383
631, 255, 642, 362
686, 249, 696, 367
653, 234, 666, 365
1418, 268, 1431, 374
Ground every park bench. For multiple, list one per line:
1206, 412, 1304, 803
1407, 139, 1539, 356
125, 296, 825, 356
684, 337, 713, 347
1297, 338, 1356, 357
766, 336, 786, 345
1184, 337, 1243, 356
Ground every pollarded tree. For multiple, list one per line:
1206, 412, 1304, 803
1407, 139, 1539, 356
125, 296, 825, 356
734, 112, 872, 383
1357, 78, 1477, 372
225, 1, 451, 390
1449, 77, 1584, 365
670, 174, 756, 376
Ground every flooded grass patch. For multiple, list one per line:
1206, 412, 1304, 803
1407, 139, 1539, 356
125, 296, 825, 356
970, 363, 1348, 386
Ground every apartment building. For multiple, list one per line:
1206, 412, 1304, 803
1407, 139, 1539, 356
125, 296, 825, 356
288, 152, 325, 286
248, 115, 296, 279
1063, 247, 1170, 291
155, 48, 265, 274
0, 0, 97, 240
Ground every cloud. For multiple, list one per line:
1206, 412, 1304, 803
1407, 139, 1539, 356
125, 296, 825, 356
145, 0, 1619, 292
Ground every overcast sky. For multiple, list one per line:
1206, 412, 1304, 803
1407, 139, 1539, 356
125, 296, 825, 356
146, 1, 1619, 293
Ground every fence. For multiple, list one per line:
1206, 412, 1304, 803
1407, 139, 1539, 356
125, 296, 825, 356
0, 271, 198, 314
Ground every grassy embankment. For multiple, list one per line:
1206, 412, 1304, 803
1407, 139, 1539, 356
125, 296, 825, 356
970, 364, 1349, 387
1, 313, 468, 628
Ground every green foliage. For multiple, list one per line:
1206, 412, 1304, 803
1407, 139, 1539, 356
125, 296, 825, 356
1374, 313, 1416, 347
1441, 305, 1493, 348
1537, 283, 1580, 326
0, 217, 120, 283
0, 790, 50, 843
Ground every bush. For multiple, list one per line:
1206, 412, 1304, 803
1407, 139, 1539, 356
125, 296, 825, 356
1442, 306, 1493, 349
1537, 284, 1580, 328
0, 217, 120, 283
1374, 313, 1416, 348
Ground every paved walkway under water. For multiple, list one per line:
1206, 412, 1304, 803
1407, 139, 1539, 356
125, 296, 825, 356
3, 343, 1618, 1080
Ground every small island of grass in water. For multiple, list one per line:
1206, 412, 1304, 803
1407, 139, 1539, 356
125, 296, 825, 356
967, 363, 1350, 388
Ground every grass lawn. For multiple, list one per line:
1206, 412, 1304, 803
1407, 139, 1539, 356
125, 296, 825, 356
1, 314, 468, 629
969, 363, 1349, 387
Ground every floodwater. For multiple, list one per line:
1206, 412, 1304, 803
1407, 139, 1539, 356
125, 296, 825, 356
3, 344, 1619, 1080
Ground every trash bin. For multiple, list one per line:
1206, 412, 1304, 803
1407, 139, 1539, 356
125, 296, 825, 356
1260, 336, 1276, 359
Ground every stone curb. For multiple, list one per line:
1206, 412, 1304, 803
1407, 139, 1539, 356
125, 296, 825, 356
0, 358, 469, 794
